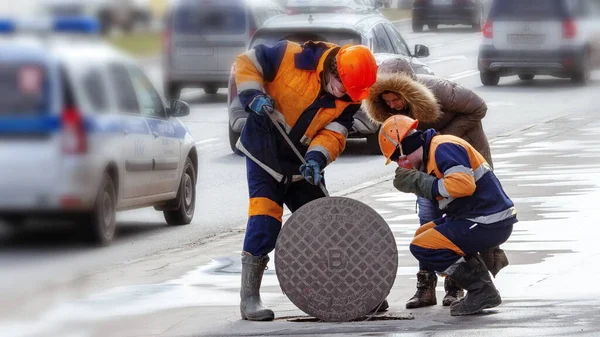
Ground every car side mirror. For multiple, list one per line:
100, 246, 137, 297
414, 44, 430, 58
169, 99, 190, 117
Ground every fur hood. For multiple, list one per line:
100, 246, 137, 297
363, 72, 442, 124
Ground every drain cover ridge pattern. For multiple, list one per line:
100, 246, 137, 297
275, 197, 398, 322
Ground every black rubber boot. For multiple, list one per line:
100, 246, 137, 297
442, 276, 464, 306
240, 254, 274, 321
369, 299, 389, 313
449, 255, 502, 316
406, 270, 437, 309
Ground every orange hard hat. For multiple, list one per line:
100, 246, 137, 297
378, 115, 419, 165
336, 45, 377, 101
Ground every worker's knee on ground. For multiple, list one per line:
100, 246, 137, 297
415, 221, 437, 237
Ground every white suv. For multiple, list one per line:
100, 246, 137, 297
478, 0, 600, 85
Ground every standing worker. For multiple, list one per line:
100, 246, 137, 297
364, 57, 508, 308
378, 115, 517, 316
235, 40, 377, 321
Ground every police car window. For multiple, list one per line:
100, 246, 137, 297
107, 64, 140, 114
373, 24, 394, 54
81, 67, 108, 112
384, 24, 410, 56
128, 66, 166, 119
0, 63, 49, 116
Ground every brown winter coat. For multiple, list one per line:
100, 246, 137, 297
364, 57, 493, 167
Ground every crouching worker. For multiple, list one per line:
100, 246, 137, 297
378, 115, 517, 316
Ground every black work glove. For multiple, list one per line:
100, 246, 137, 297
393, 167, 437, 200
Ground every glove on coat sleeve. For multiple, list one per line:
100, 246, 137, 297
393, 167, 437, 200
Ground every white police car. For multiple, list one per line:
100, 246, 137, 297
0, 17, 198, 245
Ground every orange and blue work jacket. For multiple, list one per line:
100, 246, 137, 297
234, 40, 361, 183
423, 129, 516, 223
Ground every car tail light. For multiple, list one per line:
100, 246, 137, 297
286, 9, 297, 15
482, 20, 493, 38
563, 20, 576, 39
62, 106, 87, 154
60, 196, 82, 208
228, 65, 237, 107
249, 28, 256, 39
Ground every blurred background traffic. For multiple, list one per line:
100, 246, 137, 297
0, 0, 598, 244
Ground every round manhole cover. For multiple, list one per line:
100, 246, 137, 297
275, 197, 398, 322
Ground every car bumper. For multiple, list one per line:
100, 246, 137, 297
413, 6, 477, 24
164, 69, 230, 86
478, 46, 584, 76
0, 156, 99, 212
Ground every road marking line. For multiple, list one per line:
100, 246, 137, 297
182, 89, 204, 97
428, 55, 468, 64
392, 18, 412, 23
487, 101, 519, 107
448, 69, 476, 77
196, 138, 220, 145
452, 36, 481, 43
447, 70, 479, 81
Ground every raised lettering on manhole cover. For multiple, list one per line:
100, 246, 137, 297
275, 197, 398, 322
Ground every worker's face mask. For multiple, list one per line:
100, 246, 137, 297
325, 69, 347, 98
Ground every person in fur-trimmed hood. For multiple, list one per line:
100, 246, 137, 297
364, 56, 508, 311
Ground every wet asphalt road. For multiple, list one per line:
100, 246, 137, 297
1, 20, 600, 337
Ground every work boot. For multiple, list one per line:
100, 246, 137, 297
240, 254, 274, 321
369, 299, 389, 314
442, 276, 464, 306
406, 270, 437, 309
448, 255, 502, 316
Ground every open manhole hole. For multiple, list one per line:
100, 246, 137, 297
277, 313, 414, 323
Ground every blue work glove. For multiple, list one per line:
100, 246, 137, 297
300, 159, 323, 185
248, 94, 274, 115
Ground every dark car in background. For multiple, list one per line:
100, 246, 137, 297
41, 0, 152, 34
478, 0, 600, 86
285, 0, 374, 14
162, 0, 284, 99
227, 13, 433, 155
412, 0, 487, 32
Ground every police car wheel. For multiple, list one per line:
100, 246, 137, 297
89, 173, 117, 246
164, 158, 196, 226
